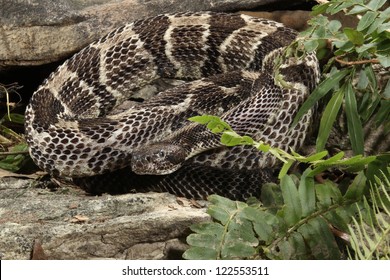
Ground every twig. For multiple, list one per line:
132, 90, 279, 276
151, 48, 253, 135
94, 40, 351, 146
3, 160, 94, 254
0, 150, 30, 156
335, 56, 380, 66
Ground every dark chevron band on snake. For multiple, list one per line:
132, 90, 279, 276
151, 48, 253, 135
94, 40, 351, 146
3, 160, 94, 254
25, 12, 320, 200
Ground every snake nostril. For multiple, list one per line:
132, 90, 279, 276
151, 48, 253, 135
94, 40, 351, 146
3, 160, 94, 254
145, 155, 151, 162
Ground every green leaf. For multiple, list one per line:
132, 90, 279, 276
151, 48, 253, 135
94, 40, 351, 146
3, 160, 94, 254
298, 218, 341, 259
278, 159, 294, 179
328, 20, 342, 34
186, 233, 220, 249
241, 207, 274, 243
0, 143, 29, 172
311, 3, 331, 16
270, 233, 307, 260
347, 5, 369, 15
190, 222, 224, 237
304, 151, 329, 162
5, 113, 25, 124
183, 246, 218, 260
221, 219, 258, 259
377, 55, 390, 67
357, 11, 379, 31
303, 40, 319, 53
316, 88, 345, 152
292, 69, 350, 128
344, 171, 367, 201
207, 205, 231, 225
328, 1, 356, 15
280, 175, 302, 226
188, 115, 214, 125
307, 151, 346, 177
339, 155, 376, 167
298, 169, 316, 216
345, 83, 364, 155
221, 242, 256, 259
343, 28, 365, 45
316, 181, 343, 208
261, 183, 284, 210
221, 131, 243, 146
366, 0, 387, 11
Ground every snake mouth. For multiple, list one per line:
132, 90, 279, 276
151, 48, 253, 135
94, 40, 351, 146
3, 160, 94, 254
131, 143, 187, 175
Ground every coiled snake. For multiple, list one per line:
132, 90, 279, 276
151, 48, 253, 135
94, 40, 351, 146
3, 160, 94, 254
25, 12, 320, 200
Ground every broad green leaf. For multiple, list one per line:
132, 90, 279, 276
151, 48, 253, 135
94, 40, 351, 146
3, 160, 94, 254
357, 11, 379, 31
183, 246, 218, 260
190, 222, 224, 237
311, 3, 331, 16
316, 181, 343, 208
285, 232, 308, 260
343, 28, 365, 45
367, 0, 387, 11
303, 40, 319, 53
207, 205, 231, 225
208, 194, 239, 212
241, 207, 278, 244
298, 218, 341, 259
344, 171, 367, 201
221, 131, 243, 146
298, 169, 316, 216
221, 242, 256, 259
221, 219, 258, 259
328, 20, 342, 34
261, 183, 284, 210
271, 236, 308, 260
292, 69, 350, 128
329, 1, 356, 15
316, 88, 345, 152
377, 55, 390, 68
366, 16, 387, 34
280, 175, 302, 225
226, 219, 258, 246
378, 22, 390, 33
347, 5, 368, 15
345, 83, 364, 155
186, 233, 220, 249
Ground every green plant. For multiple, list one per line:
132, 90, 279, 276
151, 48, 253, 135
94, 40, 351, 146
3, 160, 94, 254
183, 170, 368, 259
184, 0, 390, 260
0, 83, 29, 172
348, 169, 390, 259
184, 115, 386, 259
294, 0, 390, 154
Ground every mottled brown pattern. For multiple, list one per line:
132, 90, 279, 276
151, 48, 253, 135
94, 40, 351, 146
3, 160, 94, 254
25, 12, 320, 200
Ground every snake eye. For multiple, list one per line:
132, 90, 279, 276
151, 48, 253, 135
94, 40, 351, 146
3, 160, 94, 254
158, 150, 165, 158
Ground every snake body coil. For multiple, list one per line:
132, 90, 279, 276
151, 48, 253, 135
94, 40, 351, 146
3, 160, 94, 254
25, 12, 320, 200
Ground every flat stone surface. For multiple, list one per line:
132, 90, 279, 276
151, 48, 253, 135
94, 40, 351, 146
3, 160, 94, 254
0, 0, 307, 68
0, 177, 209, 259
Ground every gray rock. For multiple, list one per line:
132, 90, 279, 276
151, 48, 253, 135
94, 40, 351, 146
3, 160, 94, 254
0, 0, 307, 68
0, 177, 209, 259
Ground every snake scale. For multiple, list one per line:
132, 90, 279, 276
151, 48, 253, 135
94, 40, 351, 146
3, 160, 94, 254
25, 12, 320, 200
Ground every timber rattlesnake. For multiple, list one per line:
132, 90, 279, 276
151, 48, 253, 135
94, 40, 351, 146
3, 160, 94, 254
25, 12, 320, 200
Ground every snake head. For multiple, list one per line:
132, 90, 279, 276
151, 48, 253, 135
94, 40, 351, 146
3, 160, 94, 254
131, 143, 187, 175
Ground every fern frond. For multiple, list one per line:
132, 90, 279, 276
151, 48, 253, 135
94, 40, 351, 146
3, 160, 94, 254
348, 169, 390, 260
